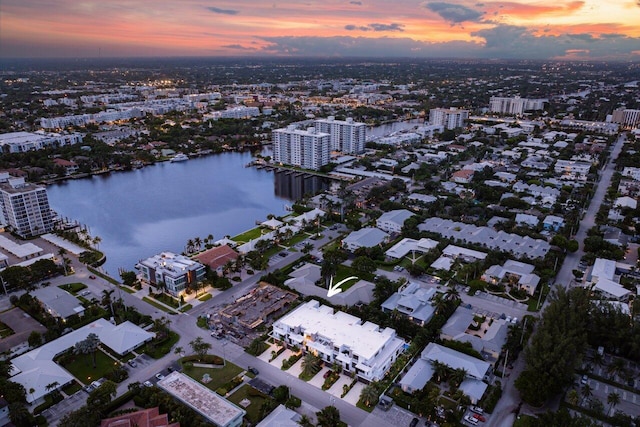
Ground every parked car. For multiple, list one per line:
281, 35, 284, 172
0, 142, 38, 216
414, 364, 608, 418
581, 374, 588, 385
464, 415, 479, 425
469, 406, 484, 414
127, 360, 137, 368
89, 275, 96, 279
155, 373, 165, 380
377, 397, 393, 411
143, 381, 153, 387
279, 252, 287, 257
472, 413, 486, 422
409, 418, 419, 427
248, 366, 259, 375
323, 370, 332, 379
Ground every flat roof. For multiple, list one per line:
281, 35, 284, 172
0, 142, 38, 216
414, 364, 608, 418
158, 372, 245, 426
275, 300, 397, 361
0, 235, 43, 258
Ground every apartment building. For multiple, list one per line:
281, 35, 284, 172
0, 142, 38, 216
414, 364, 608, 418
429, 107, 469, 130
489, 96, 547, 115
314, 116, 366, 154
272, 126, 330, 170
272, 300, 406, 382
611, 108, 640, 128
136, 252, 206, 297
0, 131, 83, 153
0, 176, 54, 238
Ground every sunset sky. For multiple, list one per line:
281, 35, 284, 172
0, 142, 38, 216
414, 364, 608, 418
2, 0, 640, 60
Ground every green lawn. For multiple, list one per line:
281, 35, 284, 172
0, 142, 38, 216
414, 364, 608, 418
59, 282, 87, 294
197, 293, 213, 302
231, 227, 265, 243
513, 414, 537, 427
60, 349, 117, 385
334, 264, 371, 288
183, 361, 243, 392
142, 297, 176, 314
284, 233, 308, 247
62, 381, 83, 395
227, 384, 272, 425
141, 331, 180, 359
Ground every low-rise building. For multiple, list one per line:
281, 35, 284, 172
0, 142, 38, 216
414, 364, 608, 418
481, 259, 540, 296
272, 300, 406, 382
342, 227, 389, 252
376, 209, 414, 233
440, 306, 509, 362
30, 287, 85, 320
399, 343, 490, 402
136, 252, 206, 297
381, 282, 437, 326
158, 372, 245, 427
100, 407, 180, 427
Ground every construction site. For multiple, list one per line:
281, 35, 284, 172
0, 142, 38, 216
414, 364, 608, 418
209, 283, 299, 346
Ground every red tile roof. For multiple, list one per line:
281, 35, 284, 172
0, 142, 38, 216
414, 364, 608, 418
194, 245, 239, 270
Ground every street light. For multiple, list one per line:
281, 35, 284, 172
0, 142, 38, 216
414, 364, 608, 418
221, 341, 228, 367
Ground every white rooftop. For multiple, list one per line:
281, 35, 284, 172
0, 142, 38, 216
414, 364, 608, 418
157, 372, 245, 425
0, 235, 43, 259
10, 319, 154, 403
274, 300, 398, 361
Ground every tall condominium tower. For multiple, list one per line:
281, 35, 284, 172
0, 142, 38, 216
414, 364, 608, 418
273, 126, 330, 170
314, 116, 366, 154
0, 175, 54, 238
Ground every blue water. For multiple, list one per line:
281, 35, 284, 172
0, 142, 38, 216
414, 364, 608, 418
46, 151, 289, 276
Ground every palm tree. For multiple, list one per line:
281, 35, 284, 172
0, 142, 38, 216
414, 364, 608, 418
607, 358, 626, 380
566, 389, 580, 406
450, 368, 468, 388
58, 248, 68, 275
607, 391, 620, 416
85, 333, 100, 368
432, 293, 449, 316
316, 405, 341, 427
186, 239, 194, 254
581, 383, 593, 406
194, 237, 202, 252
432, 360, 449, 383
93, 235, 101, 249
301, 353, 321, 377
101, 289, 115, 320
301, 242, 314, 254
297, 414, 314, 427
359, 384, 378, 407
444, 286, 461, 303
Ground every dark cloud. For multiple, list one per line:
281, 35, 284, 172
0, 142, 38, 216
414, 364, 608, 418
206, 6, 239, 15
256, 31, 640, 60
344, 23, 404, 32
425, 2, 483, 23
221, 44, 256, 50
349, 1, 363, 4
369, 23, 404, 32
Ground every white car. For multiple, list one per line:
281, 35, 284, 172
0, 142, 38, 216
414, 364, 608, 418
464, 415, 479, 425
155, 373, 165, 380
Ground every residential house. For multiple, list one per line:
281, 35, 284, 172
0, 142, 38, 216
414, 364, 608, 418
385, 237, 438, 260
543, 215, 565, 232
194, 245, 239, 274
514, 213, 539, 228
481, 259, 540, 296
381, 282, 438, 326
451, 169, 475, 184
376, 209, 414, 233
342, 227, 389, 252
30, 286, 84, 321
440, 306, 509, 362
399, 343, 490, 403
100, 407, 180, 427
52, 158, 79, 175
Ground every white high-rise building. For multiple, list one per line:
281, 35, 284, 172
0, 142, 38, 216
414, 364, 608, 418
429, 107, 469, 130
0, 176, 54, 238
612, 109, 640, 127
272, 126, 330, 170
489, 96, 547, 115
314, 116, 366, 154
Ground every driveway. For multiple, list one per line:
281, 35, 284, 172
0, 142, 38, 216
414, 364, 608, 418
0, 307, 47, 353
344, 381, 365, 405
309, 367, 330, 388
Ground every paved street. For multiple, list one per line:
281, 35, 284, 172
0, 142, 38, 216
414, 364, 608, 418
487, 133, 627, 427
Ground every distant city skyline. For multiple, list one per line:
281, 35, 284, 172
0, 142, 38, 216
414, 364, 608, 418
1, 0, 640, 60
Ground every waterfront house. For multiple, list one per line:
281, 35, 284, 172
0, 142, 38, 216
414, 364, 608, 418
136, 252, 206, 297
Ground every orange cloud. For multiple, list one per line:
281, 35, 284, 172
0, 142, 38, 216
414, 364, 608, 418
485, 1, 584, 18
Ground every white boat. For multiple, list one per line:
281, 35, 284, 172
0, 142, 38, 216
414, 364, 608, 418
170, 153, 189, 162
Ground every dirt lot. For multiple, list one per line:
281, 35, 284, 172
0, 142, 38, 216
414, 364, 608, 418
0, 306, 47, 353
